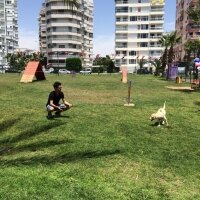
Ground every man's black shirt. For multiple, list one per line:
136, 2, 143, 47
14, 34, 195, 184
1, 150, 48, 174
46, 91, 64, 106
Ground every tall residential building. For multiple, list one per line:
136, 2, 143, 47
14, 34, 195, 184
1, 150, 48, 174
175, 0, 200, 62
39, 0, 93, 68
0, 0, 18, 65
115, 0, 165, 72
39, 3, 47, 55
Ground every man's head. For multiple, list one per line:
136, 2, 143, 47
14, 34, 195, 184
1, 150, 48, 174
53, 81, 62, 91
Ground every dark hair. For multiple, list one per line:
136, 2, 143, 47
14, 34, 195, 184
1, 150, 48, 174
53, 81, 61, 88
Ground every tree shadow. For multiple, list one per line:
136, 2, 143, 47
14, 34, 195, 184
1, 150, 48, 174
0, 118, 21, 132
0, 120, 65, 155
0, 117, 122, 167
0, 149, 122, 166
0, 121, 65, 145
0, 139, 73, 156
194, 101, 200, 106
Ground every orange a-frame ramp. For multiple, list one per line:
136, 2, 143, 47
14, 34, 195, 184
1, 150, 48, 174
20, 61, 46, 83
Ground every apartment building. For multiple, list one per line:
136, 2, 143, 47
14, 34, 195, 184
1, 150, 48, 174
115, 0, 165, 72
39, 3, 47, 55
39, 0, 93, 68
0, 0, 18, 65
174, 0, 200, 62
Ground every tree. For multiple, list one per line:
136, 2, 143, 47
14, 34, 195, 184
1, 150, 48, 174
187, 0, 200, 25
65, 57, 82, 71
167, 31, 181, 64
6, 52, 46, 72
107, 60, 116, 73
148, 58, 162, 76
159, 31, 181, 75
137, 57, 146, 69
159, 35, 170, 73
184, 40, 200, 61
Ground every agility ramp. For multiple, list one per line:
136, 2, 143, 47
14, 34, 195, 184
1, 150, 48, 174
20, 61, 46, 83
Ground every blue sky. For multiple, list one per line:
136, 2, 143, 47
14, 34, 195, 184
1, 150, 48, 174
18, 0, 176, 56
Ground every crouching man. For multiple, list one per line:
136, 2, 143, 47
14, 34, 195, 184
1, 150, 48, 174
46, 81, 73, 119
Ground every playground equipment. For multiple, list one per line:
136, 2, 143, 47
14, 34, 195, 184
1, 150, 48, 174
124, 80, 135, 107
122, 66, 127, 83
20, 61, 46, 83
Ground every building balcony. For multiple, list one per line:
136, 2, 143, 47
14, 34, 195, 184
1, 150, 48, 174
46, 22, 80, 29
46, 14, 81, 21
48, 38, 81, 44
115, 0, 128, 4
47, 31, 81, 36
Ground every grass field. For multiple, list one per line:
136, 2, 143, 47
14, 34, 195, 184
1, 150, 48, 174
0, 73, 200, 200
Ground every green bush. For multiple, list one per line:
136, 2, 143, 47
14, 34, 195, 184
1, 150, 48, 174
92, 66, 104, 73
66, 58, 82, 72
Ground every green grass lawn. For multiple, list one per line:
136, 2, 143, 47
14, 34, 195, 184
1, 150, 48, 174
0, 73, 200, 200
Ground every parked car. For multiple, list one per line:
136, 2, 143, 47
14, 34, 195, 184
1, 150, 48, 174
43, 67, 54, 73
58, 69, 71, 74
5, 69, 21, 73
80, 68, 92, 74
137, 68, 150, 74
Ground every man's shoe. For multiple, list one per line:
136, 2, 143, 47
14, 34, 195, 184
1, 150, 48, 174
55, 112, 61, 117
47, 112, 53, 119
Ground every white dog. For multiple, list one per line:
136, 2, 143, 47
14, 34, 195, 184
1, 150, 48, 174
150, 102, 168, 126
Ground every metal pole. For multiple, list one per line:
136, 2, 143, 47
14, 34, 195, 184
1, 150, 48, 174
128, 80, 131, 104
124, 80, 134, 107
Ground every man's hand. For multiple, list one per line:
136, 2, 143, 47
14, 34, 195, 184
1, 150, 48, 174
58, 107, 63, 112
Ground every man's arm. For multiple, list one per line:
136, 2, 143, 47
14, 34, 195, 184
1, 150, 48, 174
50, 100, 63, 111
62, 98, 73, 108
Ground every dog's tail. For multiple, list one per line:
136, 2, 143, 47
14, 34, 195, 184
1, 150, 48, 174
163, 101, 166, 109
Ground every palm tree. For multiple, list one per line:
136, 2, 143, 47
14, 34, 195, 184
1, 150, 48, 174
137, 57, 146, 69
167, 31, 181, 64
159, 31, 181, 77
159, 35, 170, 73
148, 58, 162, 76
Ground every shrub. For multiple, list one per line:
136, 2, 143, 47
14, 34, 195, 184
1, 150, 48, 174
65, 58, 82, 72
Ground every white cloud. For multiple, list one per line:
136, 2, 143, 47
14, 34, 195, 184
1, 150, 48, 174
18, 28, 39, 50
93, 34, 115, 57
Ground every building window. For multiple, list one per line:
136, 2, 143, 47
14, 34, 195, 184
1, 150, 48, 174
129, 59, 136, 64
130, 16, 137, 21
129, 51, 136, 56
140, 42, 148, 47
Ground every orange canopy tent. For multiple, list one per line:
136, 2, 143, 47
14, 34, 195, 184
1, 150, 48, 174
20, 61, 46, 83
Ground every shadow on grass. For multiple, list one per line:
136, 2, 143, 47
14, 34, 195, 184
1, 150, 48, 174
0, 139, 73, 156
0, 120, 65, 155
194, 101, 200, 106
46, 115, 70, 120
0, 118, 21, 132
0, 149, 121, 166
0, 121, 65, 145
